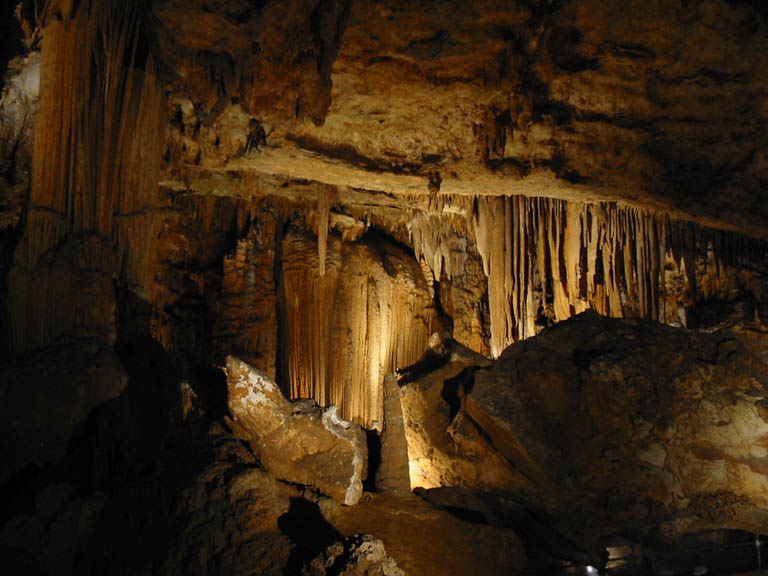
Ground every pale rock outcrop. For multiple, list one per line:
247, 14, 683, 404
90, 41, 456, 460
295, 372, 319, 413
398, 338, 528, 492
225, 356, 367, 505
304, 534, 405, 576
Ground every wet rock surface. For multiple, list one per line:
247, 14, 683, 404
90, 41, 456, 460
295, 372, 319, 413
2, 1, 768, 575
226, 356, 368, 505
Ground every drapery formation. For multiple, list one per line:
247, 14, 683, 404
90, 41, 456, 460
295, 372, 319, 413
472, 196, 764, 357
9, 0, 164, 351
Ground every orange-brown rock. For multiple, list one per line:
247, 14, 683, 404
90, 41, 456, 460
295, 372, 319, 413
461, 311, 768, 550
398, 337, 531, 492
279, 225, 444, 428
225, 356, 367, 505
319, 492, 528, 576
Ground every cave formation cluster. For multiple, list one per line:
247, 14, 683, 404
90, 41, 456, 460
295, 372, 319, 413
2, 1, 768, 575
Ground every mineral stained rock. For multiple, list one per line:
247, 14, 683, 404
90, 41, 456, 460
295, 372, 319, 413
304, 534, 405, 576
399, 338, 528, 492
320, 492, 527, 576
225, 356, 367, 505
463, 311, 768, 549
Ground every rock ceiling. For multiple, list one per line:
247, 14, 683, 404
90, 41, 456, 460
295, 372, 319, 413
153, 0, 768, 236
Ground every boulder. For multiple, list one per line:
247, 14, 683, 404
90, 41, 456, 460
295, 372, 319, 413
398, 339, 528, 492
161, 435, 299, 576
304, 534, 405, 576
463, 311, 768, 548
225, 356, 367, 505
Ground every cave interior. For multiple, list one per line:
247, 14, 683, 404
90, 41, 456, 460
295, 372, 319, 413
2, 1, 768, 575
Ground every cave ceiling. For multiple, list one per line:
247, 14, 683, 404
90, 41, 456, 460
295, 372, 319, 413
149, 0, 768, 237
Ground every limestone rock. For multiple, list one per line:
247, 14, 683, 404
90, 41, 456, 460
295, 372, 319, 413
320, 492, 527, 576
162, 436, 299, 576
225, 356, 367, 505
304, 534, 405, 576
464, 311, 768, 549
0, 51, 38, 231
279, 225, 443, 429
398, 340, 528, 492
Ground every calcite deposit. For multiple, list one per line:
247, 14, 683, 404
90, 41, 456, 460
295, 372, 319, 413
3, 0, 768, 574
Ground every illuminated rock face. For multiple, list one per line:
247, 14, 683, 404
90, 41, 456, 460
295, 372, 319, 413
438, 311, 768, 550
2, 0, 768, 572
225, 356, 367, 505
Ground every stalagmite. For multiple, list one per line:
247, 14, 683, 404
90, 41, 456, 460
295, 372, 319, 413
472, 196, 768, 357
376, 373, 411, 493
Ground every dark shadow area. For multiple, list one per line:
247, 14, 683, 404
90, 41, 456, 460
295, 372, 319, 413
441, 367, 475, 421
396, 348, 451, 386
363, 428, 381, 492
0, 0, 25, 93
278, 497, 342, 575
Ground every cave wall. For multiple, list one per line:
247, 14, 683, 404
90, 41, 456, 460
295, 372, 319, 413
2, 0, 768, 425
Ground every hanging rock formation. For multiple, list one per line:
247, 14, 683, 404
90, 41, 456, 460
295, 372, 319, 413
225, 356, 367, 505
473, 196, 767, 356
7, 0, 164, 353
214, 213, 281, 377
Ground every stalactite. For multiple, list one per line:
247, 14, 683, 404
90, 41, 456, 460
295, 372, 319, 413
472, 196, 768, 357
9, 0, 164, 352
214, 213, 280, 378
317, 183, 331, 276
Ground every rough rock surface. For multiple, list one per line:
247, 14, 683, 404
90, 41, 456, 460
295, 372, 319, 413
462, 311, 768, 549
320, 492, 527, 576
225, 356, 367, 505
304, 534, 405, 576
159, 0, 768, 237
398, 338, 530, 492
161, 435, 299, 576
0, 51, 37, 230
375, 374, 411, 493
